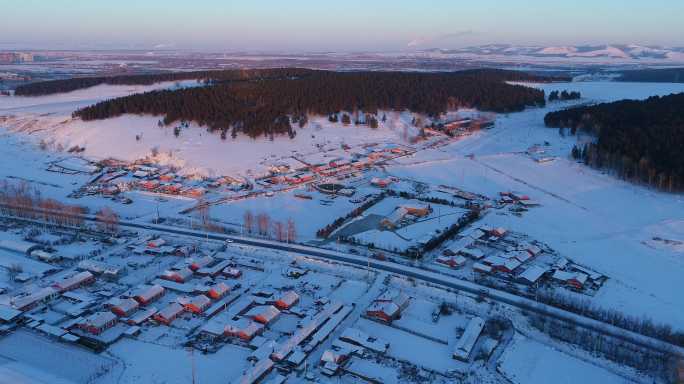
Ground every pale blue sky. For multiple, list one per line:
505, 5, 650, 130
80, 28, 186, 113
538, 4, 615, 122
1, 0, 682, 51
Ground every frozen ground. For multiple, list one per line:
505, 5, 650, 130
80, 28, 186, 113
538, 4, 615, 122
104, 339, 251, 384
498, 334, 630, 384
1, 84, 422, 177
0, 330, 116, 383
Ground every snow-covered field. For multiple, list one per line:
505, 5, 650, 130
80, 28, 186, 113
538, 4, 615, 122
499, 334, 630, 384
1, 84, 422, 177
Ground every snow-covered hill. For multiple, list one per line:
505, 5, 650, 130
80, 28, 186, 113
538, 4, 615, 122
412, 44, 684, 64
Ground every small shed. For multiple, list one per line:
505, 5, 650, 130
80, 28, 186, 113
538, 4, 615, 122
183, 295, 212, 314
154, 303, 185, 325
0, 305, 22, 323
207, 282, 231, 300
274, 291, 300, 310
160, 268, 193, 283
552, 270, 588, 290
460, 248, 485, 260
188, 256, 214, 271
110, 298, 140, 317
246, 305, 281, 325
225, 319, 264, 341
78, 312, 117, 335
436, 255, 467, 269
133, 284, 165, 305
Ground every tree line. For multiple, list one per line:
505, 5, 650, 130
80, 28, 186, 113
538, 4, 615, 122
0, 179, 87, 227
72, 69, 548, 140
545, 93, 684, 191
529, 313, 677, 380
243, 210, 297, 242
14, 68, 313, 96
535, 287, 684, 348
617, 67, 684, 83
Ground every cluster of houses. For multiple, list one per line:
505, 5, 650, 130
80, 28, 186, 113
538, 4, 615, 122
82, 161, 248, 200
499, 191, 540, 209
200, 289, 302, 343
260, 144, 413, 192
71, 275, 237, 338
126, 236, 193, 257
194, 288, 360, 383
265, 301, 352, 379
436, 226, 508, 269
436, 224, 606, 293
10, 270, 95, 312
549, 259, 606, 291
0, 229, 274, 349
311, 144, 412, 180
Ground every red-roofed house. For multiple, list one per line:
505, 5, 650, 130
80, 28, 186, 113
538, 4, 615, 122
53, 271, 94, 292
160, 268, 193, 283
274, 291, 299, 310
110, 298, 140, 317
78, 312, 117, 335
154, 303, 185, 325
133, 284, 165, 305
207, 282, 230, 300
183, 295, 212, 314
225, 320, 264, 341
189, 256, 214, 271
246, 305, 281, 325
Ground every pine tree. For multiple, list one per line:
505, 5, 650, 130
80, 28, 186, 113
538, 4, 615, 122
369, 117, 379, 129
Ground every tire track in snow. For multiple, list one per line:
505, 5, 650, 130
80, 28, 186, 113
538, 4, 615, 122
470, 155, 588, 211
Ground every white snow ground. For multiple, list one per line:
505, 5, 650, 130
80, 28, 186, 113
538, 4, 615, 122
499, 334, 630, 384
1, 84, 421, 178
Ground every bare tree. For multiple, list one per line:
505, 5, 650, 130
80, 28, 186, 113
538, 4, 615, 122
7, 263, 23, 281
272, 221, 285, 242
95, 207, 119, 234
257, 213, 270, 237
243, 210, 254, 234
286, 218, 297, 243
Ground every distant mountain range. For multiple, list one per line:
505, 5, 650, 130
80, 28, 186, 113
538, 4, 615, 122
411, 44, 684, 64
